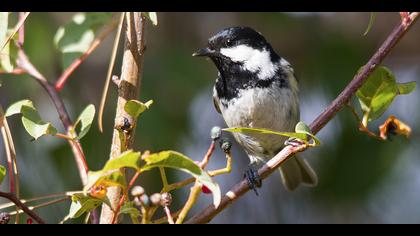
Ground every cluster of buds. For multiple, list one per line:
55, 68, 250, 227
0, 212, 10, 224
131, 186, 149, 207
149, 192, 172, 207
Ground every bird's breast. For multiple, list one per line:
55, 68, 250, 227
217, 83, 299, 157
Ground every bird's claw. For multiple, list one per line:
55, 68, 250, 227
244, 163, 262, 196
284, 137, 305, 147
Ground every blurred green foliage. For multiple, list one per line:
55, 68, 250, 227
1, 12, 419, 223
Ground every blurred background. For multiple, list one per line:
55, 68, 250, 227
1, 12, 420, 223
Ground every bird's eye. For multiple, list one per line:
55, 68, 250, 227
225, 39, 233, 47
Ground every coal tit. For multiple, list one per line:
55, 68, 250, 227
193, 26, 317, 192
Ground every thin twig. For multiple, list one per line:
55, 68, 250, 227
0, 12, 30, 52
185, 12, 420, 224
164, 206, 174, 224
55, 14, 120, 91
98, 12, 125, 133
0, 105, 20, 223
175, 182, 202, 224
7, 197, 69, 216
16, 49, 89, 185
0, 191, 45, 224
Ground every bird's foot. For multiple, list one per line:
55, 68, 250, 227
244, 162, 262, 196
284, 137, 305, 147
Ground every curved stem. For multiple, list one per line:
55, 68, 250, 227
16, 49, 89, 184
0, 191, 45, 224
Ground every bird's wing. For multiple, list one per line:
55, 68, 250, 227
212, 86, 221, 114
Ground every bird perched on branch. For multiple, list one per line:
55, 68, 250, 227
193, 26, 317, 193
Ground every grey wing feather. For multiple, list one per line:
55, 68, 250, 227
212, 87, 221, 114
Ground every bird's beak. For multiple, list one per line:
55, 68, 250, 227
192, 47, 215, 57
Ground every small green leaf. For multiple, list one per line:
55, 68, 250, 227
84, 170, 127, 194
397, 82, 416, 95
74, 104, 95, 140
142, 151, 221, 207
20, 106, 57, 140
103, 150, 142, 172
0, 13, 16, 73
0, 13, 8, 46
363, 12, 377, 36
119, 201, 141, 223
295, 122, 321, 146
68, 193, 102, 219
224, 127, 308, 141
143, 12, 158, 26
124, 99, 153, 119
1, 13, 20, 71
356, 66, 398, 122
54, 12, 113, 69
0, 165, 6, 185
5, 99, 35, 117
5, 100, 57, 140
83, 150, 139, 193
0, 32, 18, 72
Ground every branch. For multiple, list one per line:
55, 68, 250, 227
0, 191, 46, 224
185, 12, 419, 224
16, 49, 89, 185
54, 14, 120, 91
99, 12, 146, 224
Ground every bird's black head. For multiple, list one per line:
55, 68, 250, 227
193, 26, 281, 77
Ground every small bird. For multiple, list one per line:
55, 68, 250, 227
193, 26, 317, 192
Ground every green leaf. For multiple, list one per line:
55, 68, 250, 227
124, 100, 153, 119
0, 12, 18, 73
83, 150, 140, 192
142, 151, 221, 207
5, 100, 57, 140
68, 193, 102, 219
74, 104, 95, 140
295, 122, 321, 146
20, 106, 57, 140
143, 12, 158, 26
224, 127, 308, 141
5, 99, 35, 117
119, 201, 140, 223
397, 82, 416, 95
0, 165, 6, 185
84, 170, 127, 194
356, 66, 399, 122
363, 12, 377, 36
0, 13, 8, 46
54, 12, 113, 68
103, 150, 142, 172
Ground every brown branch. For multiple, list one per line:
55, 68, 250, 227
16, 49, 89, 185
0, 191, 45, 224
55, 14, 120, 91
185, 12, 420, 224
99, 12, 146, 224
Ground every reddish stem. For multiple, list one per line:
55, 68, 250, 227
111, 171, 141, 224
55, 17, 119, 91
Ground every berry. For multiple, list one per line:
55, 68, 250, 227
219, 139, 232, 153
150, 193, 161, 206
0, 212, 11, 224
201, 184, 212, 194
26, 218, 33, 224
210, 126, 222, 141
160, 192, 172, 206
131, 186, 145, 197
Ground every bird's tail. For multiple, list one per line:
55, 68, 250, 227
278, 155, 317, 191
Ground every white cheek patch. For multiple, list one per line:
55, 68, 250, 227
220, 45, 278, 80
